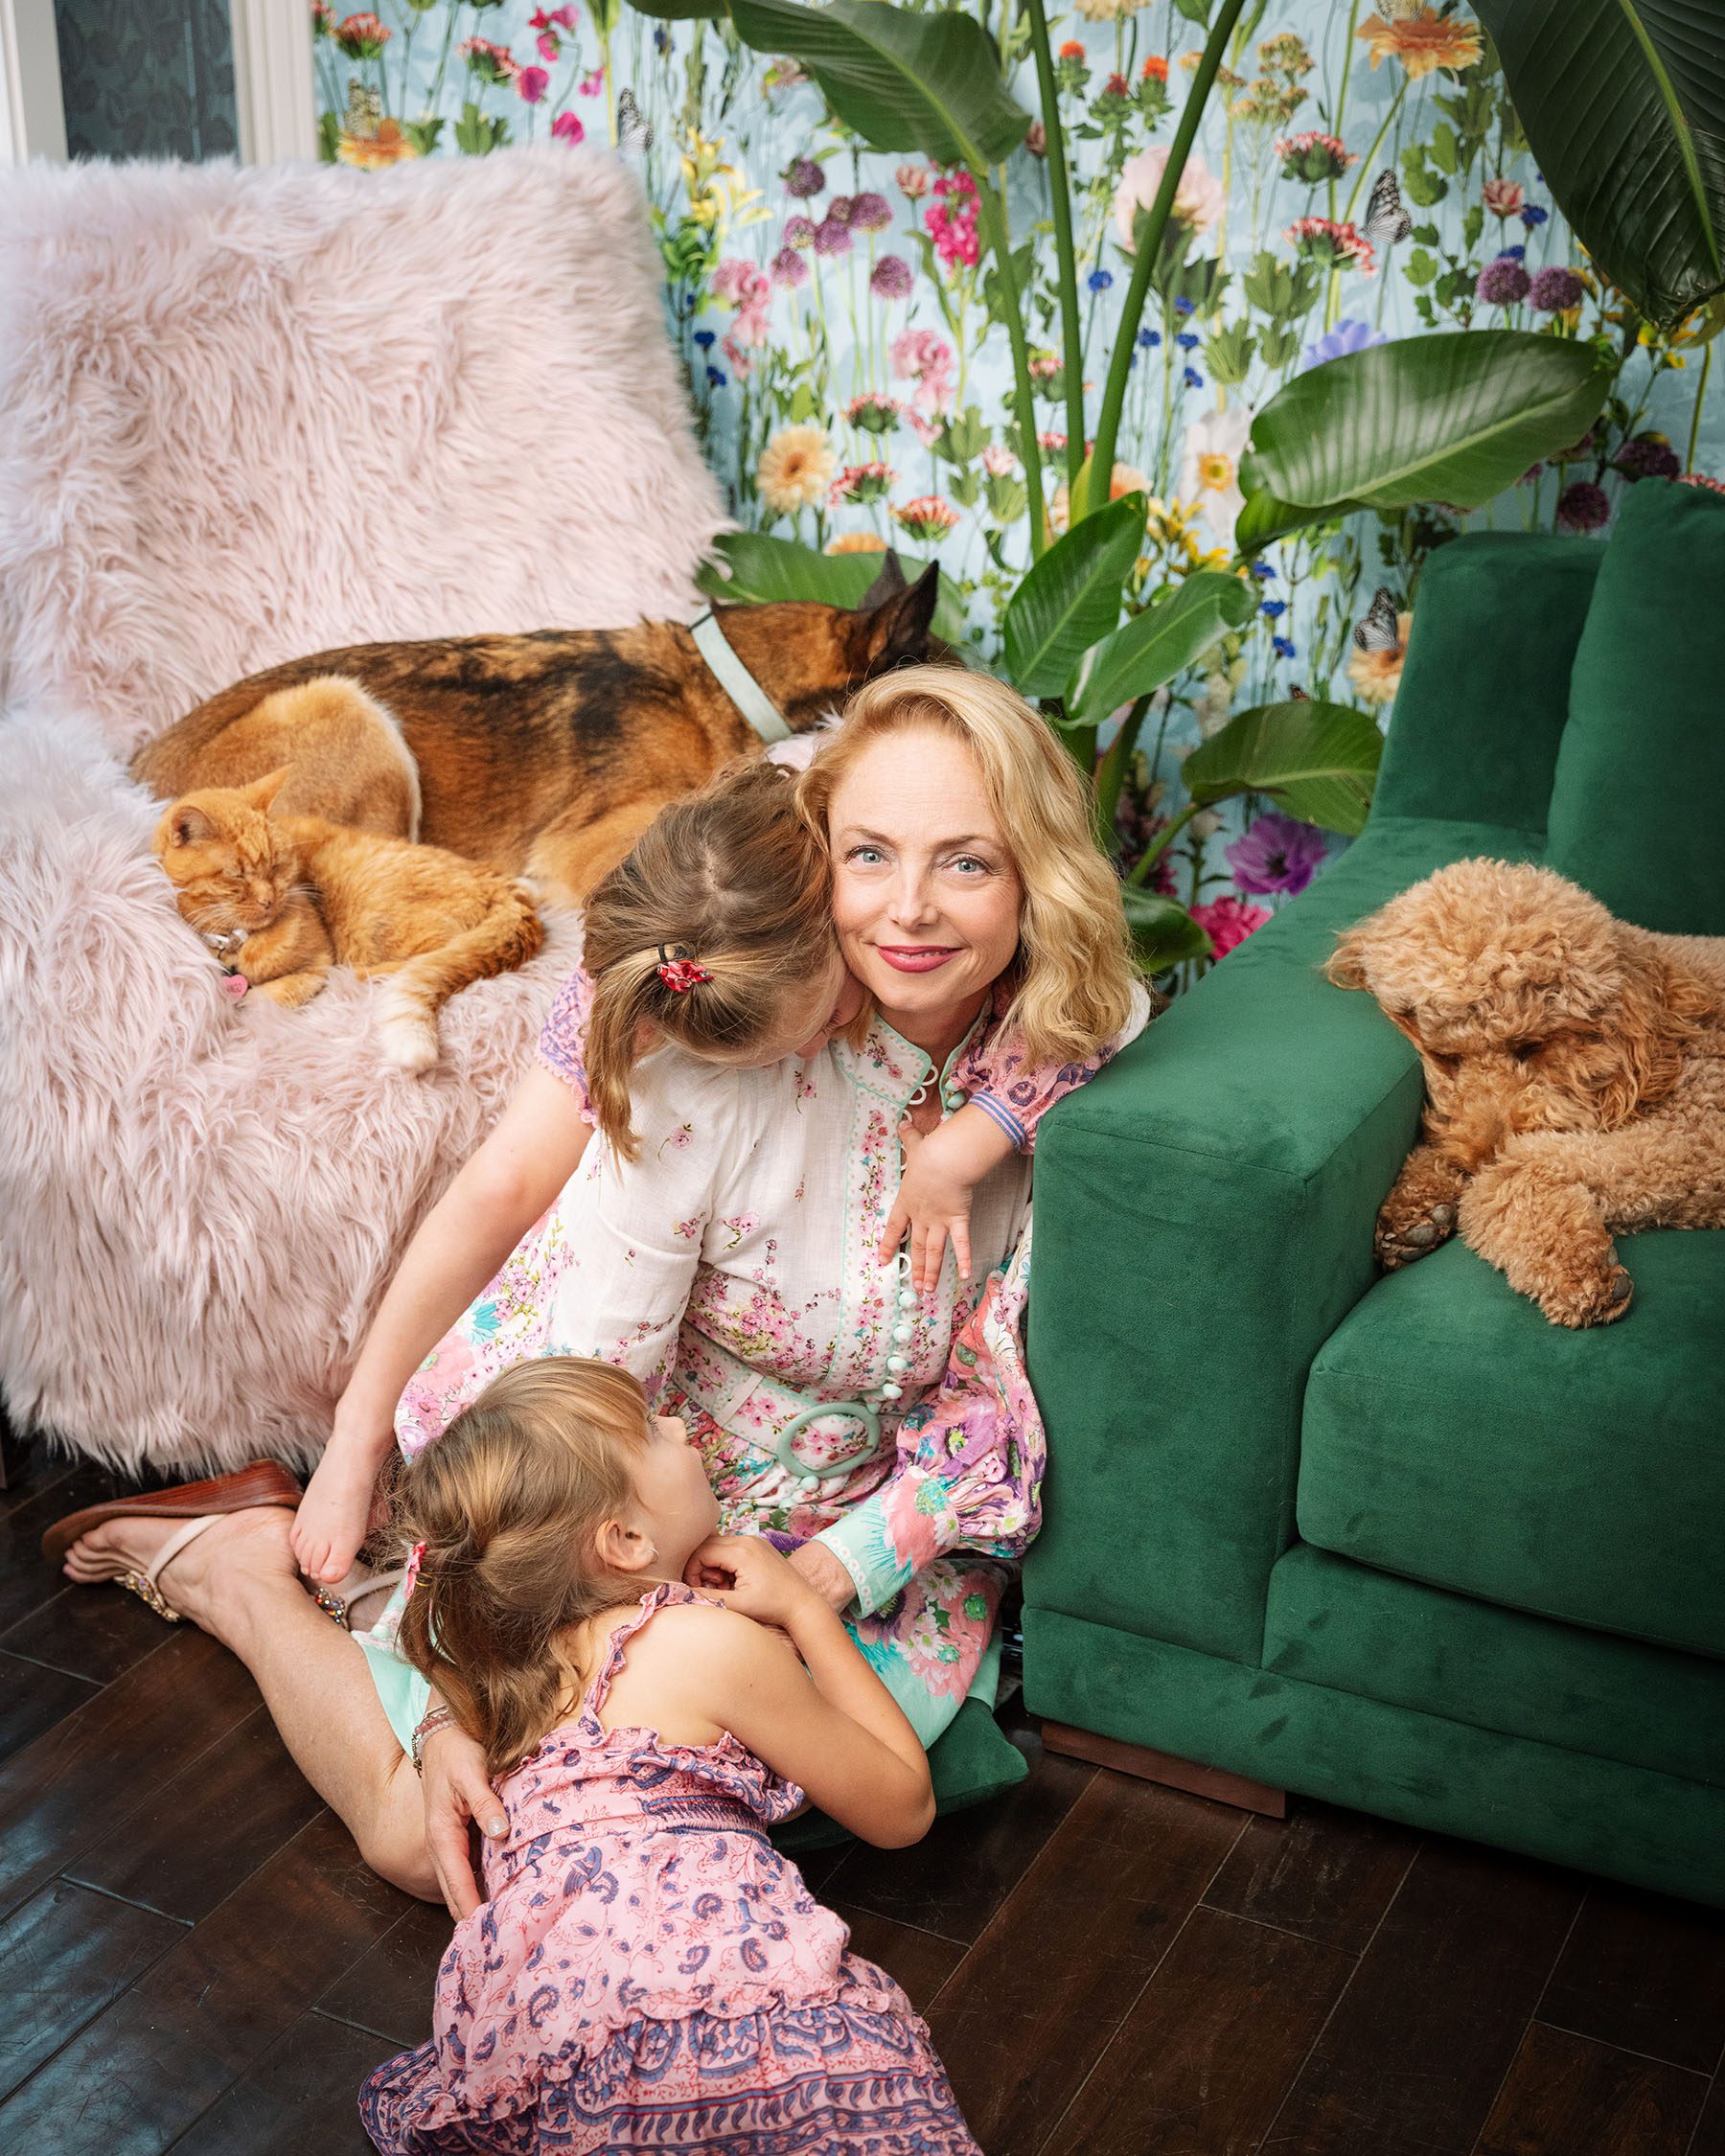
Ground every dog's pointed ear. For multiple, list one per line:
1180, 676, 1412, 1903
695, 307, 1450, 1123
858, 550, 909, 608
856, 561, 940, 672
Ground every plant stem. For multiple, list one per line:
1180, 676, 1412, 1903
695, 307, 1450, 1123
1326, 77, 1405, 329
1688, 337, 1714, 472
1094, 694, 1152, 830
975, 174, 1046, 557
1089, 0, 1250, 503
1024, 0, 1086, 485
1128, 796, 1201, 884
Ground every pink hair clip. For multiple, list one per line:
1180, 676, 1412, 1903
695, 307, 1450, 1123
402, 1539, 427, 1599
656, 944, 712, 994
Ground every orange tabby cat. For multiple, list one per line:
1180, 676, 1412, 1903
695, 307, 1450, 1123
152, 768, 543, 1071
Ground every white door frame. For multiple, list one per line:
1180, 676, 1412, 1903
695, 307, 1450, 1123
0, 0, 312, 166
0, 0, 67, 163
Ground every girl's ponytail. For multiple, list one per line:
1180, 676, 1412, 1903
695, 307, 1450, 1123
581, 759, 835, 1160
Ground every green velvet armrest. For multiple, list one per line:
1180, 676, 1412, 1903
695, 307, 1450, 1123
1024, 815, 1543, 1667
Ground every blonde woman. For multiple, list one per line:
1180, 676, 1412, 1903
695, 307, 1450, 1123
53, 668, 1146, 1915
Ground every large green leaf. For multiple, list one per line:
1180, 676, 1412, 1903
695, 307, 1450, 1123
1183, 700, 1384, 836
1002, 493, 1146, 699
1122, 887, 1213, 972
697, 532, 969, 646
1475, 0, 1725, 328
627, 0, 725, 16
1066, 571, 1255, 726
724, 0, 1030, 168
1238, 333, 1611, 545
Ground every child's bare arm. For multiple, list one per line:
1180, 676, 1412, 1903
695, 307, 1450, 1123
291, 1064, 591, 1586
875, 1102, 1014, 1293
681, 1537, 933, 1846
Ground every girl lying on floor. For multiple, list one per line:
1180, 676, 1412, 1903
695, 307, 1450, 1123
359, 1353, 982, 2154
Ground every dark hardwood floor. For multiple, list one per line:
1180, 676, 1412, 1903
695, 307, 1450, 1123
3, 1434, 1723, 2155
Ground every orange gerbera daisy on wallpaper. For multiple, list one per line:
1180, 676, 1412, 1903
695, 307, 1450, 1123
1355, 6, 1483, 79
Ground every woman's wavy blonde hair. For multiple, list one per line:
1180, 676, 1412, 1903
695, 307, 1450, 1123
392, 1356, 655, 1775
582, 759, 837, 1159
795, 665, 1138, 1064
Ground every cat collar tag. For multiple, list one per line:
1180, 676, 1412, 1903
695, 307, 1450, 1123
688, 609, 793, 746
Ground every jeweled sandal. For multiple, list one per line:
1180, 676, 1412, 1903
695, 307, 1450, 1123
115, 1513, 220, 1622
41, 1459, 303, 1569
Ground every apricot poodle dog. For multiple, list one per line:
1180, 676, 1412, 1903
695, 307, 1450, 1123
1328, 859, 1725, 1326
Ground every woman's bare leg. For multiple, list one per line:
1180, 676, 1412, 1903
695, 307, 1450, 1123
62, 1507, 438, 1901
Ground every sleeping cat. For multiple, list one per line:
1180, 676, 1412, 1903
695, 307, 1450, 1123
152, 768, 543, 1072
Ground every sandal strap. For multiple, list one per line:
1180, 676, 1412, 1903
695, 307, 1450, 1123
148, 1515, 219, 1592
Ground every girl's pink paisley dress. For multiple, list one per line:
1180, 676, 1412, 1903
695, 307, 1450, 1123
358, 1585, 981, 2155
387, 977, 1147, 1741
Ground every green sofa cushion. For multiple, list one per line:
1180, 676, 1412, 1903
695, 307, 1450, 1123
1264, 1544, 1725, 1789
1373, 532, 1602, 834
1546, 478, 1725, 932
1299, 1229, 1725, 1658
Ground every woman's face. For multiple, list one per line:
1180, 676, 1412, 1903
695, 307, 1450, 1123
827, 726, 1023, 1032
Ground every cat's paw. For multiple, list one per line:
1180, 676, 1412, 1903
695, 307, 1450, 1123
376, 986, 438, 1074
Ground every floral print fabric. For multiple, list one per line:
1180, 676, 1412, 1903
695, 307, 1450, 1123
358, 1584, 981, 2154
394, 989, 1146, 1741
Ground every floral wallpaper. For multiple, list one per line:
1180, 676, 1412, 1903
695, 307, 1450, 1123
310, 0, 1724, 951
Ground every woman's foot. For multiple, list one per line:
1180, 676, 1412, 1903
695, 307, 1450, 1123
62, 1503, 297, 1632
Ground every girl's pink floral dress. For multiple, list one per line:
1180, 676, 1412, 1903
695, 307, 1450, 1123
382, 971, 1147, 1744
358, 1583, 981, 2156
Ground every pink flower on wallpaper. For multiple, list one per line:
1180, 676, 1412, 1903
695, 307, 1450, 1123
712, 256, 771, 374
579, 65, 605, 95
1483, 177, 1525, 217
550, 110, 585, 144
889, 326, 955, 422
517, 65, 550, 103
1191, 896, 1272, 957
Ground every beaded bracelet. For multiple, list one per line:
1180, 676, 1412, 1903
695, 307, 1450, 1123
410, 1704, 459, 1776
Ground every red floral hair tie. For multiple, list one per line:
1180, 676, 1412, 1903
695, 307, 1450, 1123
656, 944, 712, 993
402, 1539, 427, 1600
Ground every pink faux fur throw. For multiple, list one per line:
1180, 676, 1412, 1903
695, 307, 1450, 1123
0, 147, 726, 751
0, 148, 727, 1469
0, 711, 583, 1473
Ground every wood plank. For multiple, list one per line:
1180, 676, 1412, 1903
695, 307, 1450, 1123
925, 1770, 1246, 2156
821, 1724, 1093, 1947
0, 1435, 75, 1521
1473, 2021, 1706, 2156
0, 1810, 407, 2156
0, 1879, 183, 2105
0, 1581, 176, 1686
0, 1459, 142, 1632
0, 1625, 261, 1918
1043, 1720, 1286, 1817
1044, 1902, 1354, 2156
315, 1899, 453, 2051
832, 1903, 967, 2015
1259, 1838, 1584, 2156
68, 1704, 325, 1925
161, 2010, 385, 2156
1535, 1884, 1725, 2076
1203, 1799, 1422, 1957
0, 1651, 97, 1768
1686, 2076, 1725, 2156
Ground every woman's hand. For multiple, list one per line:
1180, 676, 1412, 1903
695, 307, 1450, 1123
788, 1537, 858, 1615
420, 1720, 506, 1921
685, 1533, 835, 1628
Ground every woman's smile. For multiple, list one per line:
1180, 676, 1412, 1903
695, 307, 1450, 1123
876, 943, 963, 975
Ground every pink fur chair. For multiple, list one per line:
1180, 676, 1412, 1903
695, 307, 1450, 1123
0, 147, 725, 1474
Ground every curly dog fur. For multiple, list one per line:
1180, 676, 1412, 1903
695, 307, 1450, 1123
1327, 859, 1725, 1326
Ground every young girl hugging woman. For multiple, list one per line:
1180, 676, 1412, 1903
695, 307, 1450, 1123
359, 1353, 982, 2155
293, 745, 1133, 1594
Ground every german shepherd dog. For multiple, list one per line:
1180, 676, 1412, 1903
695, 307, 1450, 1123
131, 561, 942, 906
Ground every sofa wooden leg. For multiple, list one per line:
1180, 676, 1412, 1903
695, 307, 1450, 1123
1041, 1721, 1288, 1818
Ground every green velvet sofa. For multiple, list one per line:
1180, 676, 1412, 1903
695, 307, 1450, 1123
1024, 476, 1725, 1908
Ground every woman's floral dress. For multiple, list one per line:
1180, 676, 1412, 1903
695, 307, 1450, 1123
359, 1583, 982, 2155
385, 975, 1145, 1743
